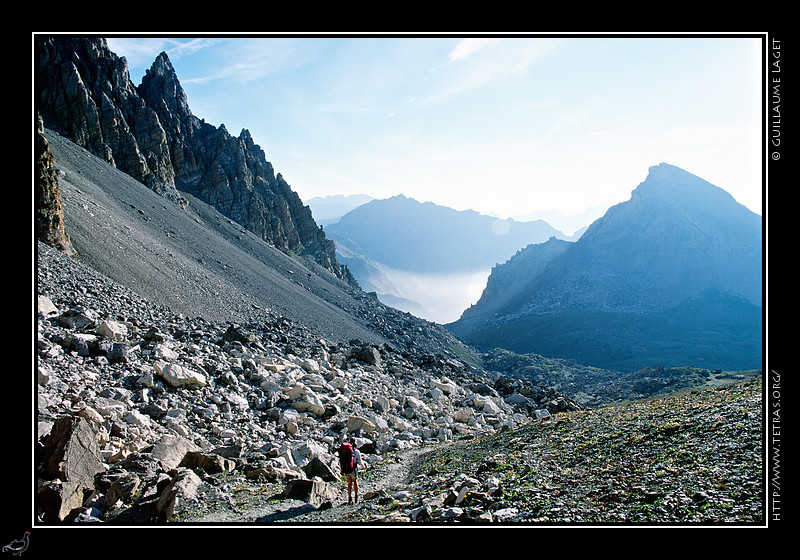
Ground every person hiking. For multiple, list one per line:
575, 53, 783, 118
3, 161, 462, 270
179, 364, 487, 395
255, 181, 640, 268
338, 438, 365, 504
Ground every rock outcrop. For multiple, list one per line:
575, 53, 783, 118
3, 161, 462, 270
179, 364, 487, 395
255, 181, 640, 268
35, 114, 75, 256
35, 37, 178, 201
34, 36, 354, 285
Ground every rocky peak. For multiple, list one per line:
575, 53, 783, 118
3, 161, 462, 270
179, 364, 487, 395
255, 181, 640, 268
35, 36, 355, 285
448, 163, 762, 371
136, 52, 193, 138
35, 37, 179, 202
625, 163, 744, 217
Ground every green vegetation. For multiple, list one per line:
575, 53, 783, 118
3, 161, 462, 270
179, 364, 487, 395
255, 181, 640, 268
411, 377, 763, 524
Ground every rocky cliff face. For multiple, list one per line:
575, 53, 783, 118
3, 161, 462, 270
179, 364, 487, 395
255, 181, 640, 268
35, 36, 354, 285
35, 114, 75, 257
35, 37, 178, 201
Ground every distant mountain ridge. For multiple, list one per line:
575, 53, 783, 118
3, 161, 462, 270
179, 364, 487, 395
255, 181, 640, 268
326, 195, 570, 274
306, 194, 374, 225
34, 36, 354, 285
33, 37, 763, 375
448, 163, 763, 372
323, 195, 571, 322
466, 236, 573, 319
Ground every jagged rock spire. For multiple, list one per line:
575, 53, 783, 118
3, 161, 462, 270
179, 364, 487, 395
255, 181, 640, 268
35, 37, 179, 201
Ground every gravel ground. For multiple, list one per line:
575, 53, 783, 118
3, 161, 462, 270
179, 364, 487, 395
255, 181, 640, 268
170, 377, 763, 526
44, 128, 385, 346
36, 128, 767, 528
34, 239, 767, 527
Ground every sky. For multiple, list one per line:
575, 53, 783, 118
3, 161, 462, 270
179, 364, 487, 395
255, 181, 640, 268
107, 34, 764, 234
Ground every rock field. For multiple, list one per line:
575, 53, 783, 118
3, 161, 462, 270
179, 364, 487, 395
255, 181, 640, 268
170, 376, 765, 525
35, 241, 578, 525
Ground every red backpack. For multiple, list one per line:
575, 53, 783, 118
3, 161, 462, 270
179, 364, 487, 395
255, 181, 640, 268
339, 442, 354, 473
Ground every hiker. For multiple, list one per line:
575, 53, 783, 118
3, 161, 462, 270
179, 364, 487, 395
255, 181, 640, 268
338, 438, 365, 504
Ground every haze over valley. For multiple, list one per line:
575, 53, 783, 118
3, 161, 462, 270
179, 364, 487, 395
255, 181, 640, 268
311, 194, 578, 323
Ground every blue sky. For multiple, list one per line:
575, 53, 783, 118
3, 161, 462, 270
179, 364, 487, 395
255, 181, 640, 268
108, 34, 763, 232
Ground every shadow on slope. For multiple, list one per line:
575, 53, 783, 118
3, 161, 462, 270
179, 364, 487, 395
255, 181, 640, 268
450, 289, 762, 373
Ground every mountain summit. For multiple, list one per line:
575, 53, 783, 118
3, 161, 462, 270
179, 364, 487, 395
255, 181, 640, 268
546, 162, 762, 311
448, 163, 763, 372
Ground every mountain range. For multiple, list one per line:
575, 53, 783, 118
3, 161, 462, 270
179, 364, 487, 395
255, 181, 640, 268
34, 36, 477, 362
35, 36, 763, 376
30, 35, 770, 532
323, 195, 572, 322
326, 194, 571, 274
448, 163, 763, 372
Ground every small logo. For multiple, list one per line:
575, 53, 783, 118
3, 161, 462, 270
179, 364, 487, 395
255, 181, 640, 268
2, 532, 29, 556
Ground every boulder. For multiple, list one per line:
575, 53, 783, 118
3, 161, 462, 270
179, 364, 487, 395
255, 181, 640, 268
473, 395, 502, 415
179, 451, 236, 474
103, 472, 142, 508
534, 409, 552, 421
290, 390, 326, 417
350, 345, 381, 367
291, 440, 328, 467
55, 306, 97, 330
38, 295, 59, 317
432, 378, 459, 395
97, 320, 128, 342
39, 415, 104, 521
302, 456, 339, 482
284, 479, 339, 507
152, 343, 179, 361
505, 393, 532, 408
149, 435, 200, 471
156, 468, 202, 521
346, 415, 377, 434
154, 360, 207, 389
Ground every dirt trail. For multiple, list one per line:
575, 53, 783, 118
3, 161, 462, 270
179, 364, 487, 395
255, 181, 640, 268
270, 445, 433, 523
179, 445, 433, 524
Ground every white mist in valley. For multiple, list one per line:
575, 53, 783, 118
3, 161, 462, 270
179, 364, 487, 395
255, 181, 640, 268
377, 268, 492, 325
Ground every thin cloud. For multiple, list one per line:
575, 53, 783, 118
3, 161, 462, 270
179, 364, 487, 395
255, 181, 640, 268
164, 37, 221, 58
424, 38, 561, 106
448, 38, 500, 62
107, 37, 222, 81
